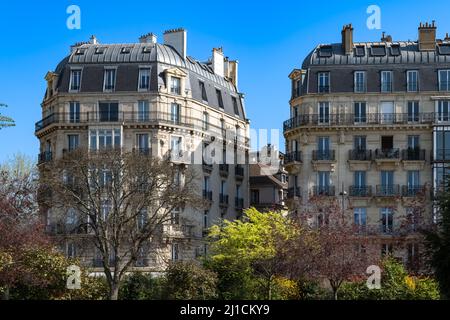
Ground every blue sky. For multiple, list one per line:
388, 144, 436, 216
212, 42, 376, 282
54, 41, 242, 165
1, 0, 449, 162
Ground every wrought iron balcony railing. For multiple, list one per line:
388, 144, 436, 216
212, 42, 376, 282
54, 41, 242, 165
203, 190, 213, 201
235, 165, 244, 178
376, 185, 400, 196
374, 148, 400, 160
401, 185, 425, 197
349, 149, 372, 161
284, 151, 302, 164
38, 151, 53, 164
287, 187, 301, 198
349, 186, 372, 197
401, 148, 426, 161
219, 194, 229, 205
312, 185, 335, 196
283, 112, 435, 132
312, 150, 335, 161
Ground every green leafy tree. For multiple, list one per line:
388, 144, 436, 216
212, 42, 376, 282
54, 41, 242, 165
206, 208, 297, 299
424, 185, 450, 299
339, 257, 440, 300
163, 261, 218, 300
119, 273, 163, 300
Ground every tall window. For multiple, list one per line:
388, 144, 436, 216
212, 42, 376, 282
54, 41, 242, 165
407, 101, 419, 122
171, 243, 179, 261
354, 208, 367, 231
407, 171, 420, 193
318, 102, 330, 124
90, 129, 121, 150
408, 135, 420, 149
381, 71, 393, 92
437, 100, 450, 122
203, 176, 210, 192
439, 70, 450, 91
137, 100, 149, 122
69, 69, 82, 92
67, 243, 76, 259
232, 97, 239, 115
381, 208, 394, 233
103, 68, 116, 91
354, 102, 367, 123
380, 171, 394, 195
170, 103, 180, 124
318, 72, 330, 93
199, 81, 208, 101
99, 102, 119, 122
381, 243, 393, 256
435, 129, 450, 161
354, 171, 366, 188
170, 77, 181, 95
69, 102, 80, 123
137, 209, 148, 230
138, 68, 150, 90
170, 136, 182, 155
216, 89, 224, 108
354, 71, 366, 93
202, 112, 209, 131
68, 135, 79, 151
136, 134, 149, 153
354, 136, 366, 151
407, 70, 419, 92
317, 171, 330, 194
317, 136, 330, 160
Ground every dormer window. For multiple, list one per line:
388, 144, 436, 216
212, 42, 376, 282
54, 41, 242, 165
318, 46, 333, 58
438, 44, 450, 55
232, 97, 239, 116
170, 77, 181, 95
95, 47, 106, 54
199, 81, 208, 102
121, 47, 131, 54
69, 69, 82, 92
142, 47, 151, 53
75, 48, 86, 55
355, 45, 366, 57
390, 44, 401, 56
371, 45, 386, 56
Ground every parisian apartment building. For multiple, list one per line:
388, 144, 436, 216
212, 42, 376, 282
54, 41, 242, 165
35, 29, 250, 270
284, 22, 450, 268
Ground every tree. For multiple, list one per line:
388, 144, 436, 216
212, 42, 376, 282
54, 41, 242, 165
0, 154, 50, 299
207, 208, 297, 299
163, 261, 218, 300
290, 197, 380, 300
424, 183, 450, 299
119, 273, 163, 300
339, 257, 440, 300
41, 148, 201, 300
0, 103, 15, 129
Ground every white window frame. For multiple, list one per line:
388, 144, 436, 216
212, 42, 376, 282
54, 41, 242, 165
354, 208, 367, 227
89, 128, 122, 150
318, 72, 330, 93
439, 70, 450, 91
137, 100, 150, 122
103, 67, 117, 92
138, 67, 151, 91
381, 71, 393, 92
407, 70, 419, 92
69, 68, 82, 92
318, 102, 330, 124
354, 71, 366, 93
170, 76, 181, 95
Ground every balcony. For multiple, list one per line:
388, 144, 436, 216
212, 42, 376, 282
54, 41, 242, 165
219, 194, 229, 207
402, 185, 425, 197
219, 164, 229, 177
376, 185, 400, 197
163, 224, 196, 239
133, 147, 151, 156
235, 165, 244, 179
134, 258, 151, 267
312, 150, 335, 161
287, 187, 301, 198
38, 151, 53, 165
283, 113, 435, 132
167, 149, 190, 164
284, 151, 302, 164
235, 197, 244, 210
349, 149, 372, 161
349, 186, 372, 197
312, 185, 335, 197
374, 148, 400, 160
203, 190, 213, 201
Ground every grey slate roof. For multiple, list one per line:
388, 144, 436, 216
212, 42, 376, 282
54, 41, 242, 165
53, 42, 245, 120
302, 41, 450, 68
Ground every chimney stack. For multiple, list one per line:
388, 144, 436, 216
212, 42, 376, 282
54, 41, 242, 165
89, 35, 99, 45
139, 32, 157, 44
381, 32, 392, 42
341, 24, 354, 55
445, 33, 450, 41
163, 28, 187, 60
212, 47, 224, 77
227, 60, 239, 88
418, 21, 437, 51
